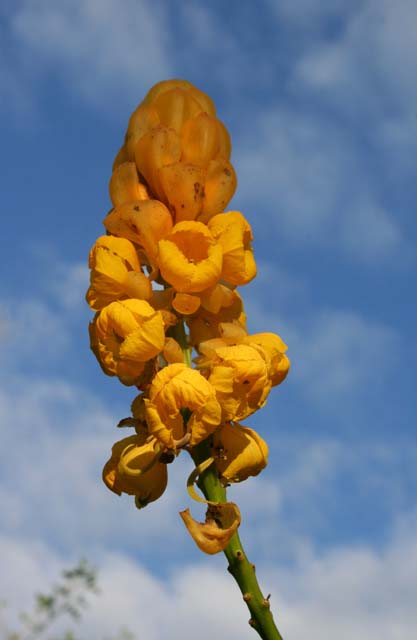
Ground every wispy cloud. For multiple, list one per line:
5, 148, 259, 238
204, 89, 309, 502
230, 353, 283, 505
3, 0, 172, 114
246, 288, 401, 406
3, 505, 417, 639
234, 105, 410, 264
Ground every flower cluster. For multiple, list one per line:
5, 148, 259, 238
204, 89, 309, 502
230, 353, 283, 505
87, 80, 289, 551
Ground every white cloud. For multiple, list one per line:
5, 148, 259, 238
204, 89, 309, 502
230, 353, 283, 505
48, 261, 90, 311
0, 298, 71, 364
4, 0, 172, 112
294, 308, 400, 402
2, 505, 417, 640
298, 0, 417, 93
294, 0, 417, 135
341, 199, 404, 262
272, 512, 417, 639
246, 294, 400, 405
235, 106, 408, 264
0, 373, 194, 556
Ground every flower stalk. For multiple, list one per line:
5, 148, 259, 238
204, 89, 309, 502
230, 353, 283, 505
191, 418, 284, 640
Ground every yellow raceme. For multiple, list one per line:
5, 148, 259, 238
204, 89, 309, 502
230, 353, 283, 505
86, 235, 151, 310
103, 434, 167, 507
89, 299, 165, 385
87, 78, 291, 514
144, 363, 221, 448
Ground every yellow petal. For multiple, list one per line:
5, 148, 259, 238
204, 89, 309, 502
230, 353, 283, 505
112, 145, 129, 170
196, 343, 271, 421
125, 103, 160, 161
103, 434, 167, 505
143, 79, 216, 117
134, 125, 181, 200
213, 423, 268, 483
123, 271, 152, 300
198, 159, 237, 222
172, 292, 201, 315
163, 337, 184, 364
186, 290, 246, 346
179, 502, 240, 554
199, 283, 235, 314
103, 200, 173, 265
244, 333, 290, 386
215, 119, 232, 160
90, 300, 165, 386
158, 162, 206, 222
145, 364, 221, 448
109, 161, 150, 207
180, 113, 221, 166
208, 211, 256, 286
151, 87, 204, 133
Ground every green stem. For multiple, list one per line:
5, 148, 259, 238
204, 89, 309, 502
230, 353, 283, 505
173, 318, 284, 639
191, 440, 284, 640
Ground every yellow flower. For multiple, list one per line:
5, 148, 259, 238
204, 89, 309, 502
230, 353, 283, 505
212, 423, 268, 483
208, 211, 257, 286
103, 199, 173, 269
103, 434, 167, 507
89, 299, 165, 385
109, 161, 150, 207
243, 333, 290, 386
86, 235, 151, 311
144, 363, 221, 448
186, 290, 246, 346
158, 221, 223, 293
195, 342, 271, 421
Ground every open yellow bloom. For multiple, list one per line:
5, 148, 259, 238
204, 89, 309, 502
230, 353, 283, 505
213, 422, 268, 483
208, 211, 257, 286
195, 342, 271, 421
103, 199, 173, 269
86, 235, 151, 311
144, 363, 221, 448
89, 299, 165, 385
158, 221, 223, 293
103, 434, 167, 507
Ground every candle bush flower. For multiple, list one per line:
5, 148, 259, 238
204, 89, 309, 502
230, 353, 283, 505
87, 79, 289, 640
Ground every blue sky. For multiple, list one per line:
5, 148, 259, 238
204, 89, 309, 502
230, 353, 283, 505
1, 1, 416, 638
